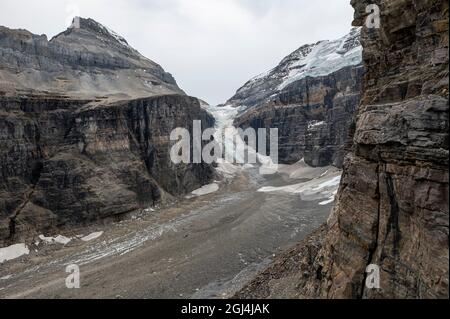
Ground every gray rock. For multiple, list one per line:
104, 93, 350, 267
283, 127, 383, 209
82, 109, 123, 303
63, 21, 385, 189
0, 19, 215, 245
0, 17, 183, 99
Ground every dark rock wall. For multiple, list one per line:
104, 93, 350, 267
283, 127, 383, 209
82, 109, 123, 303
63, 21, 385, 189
0, 94, 214, 245
234, 65, 364, 167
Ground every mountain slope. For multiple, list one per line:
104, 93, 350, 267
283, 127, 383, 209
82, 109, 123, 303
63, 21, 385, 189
0, 18, 214, 245
0, 17, 183, 99
230, 28, 363, 167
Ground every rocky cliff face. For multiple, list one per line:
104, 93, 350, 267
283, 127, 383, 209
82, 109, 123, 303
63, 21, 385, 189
0, 19, 214, 245
0, 94, 215, 246
237, 0, 449, 299
229, 28, 363, 167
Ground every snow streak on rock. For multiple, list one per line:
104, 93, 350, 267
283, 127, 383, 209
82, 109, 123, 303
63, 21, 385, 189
258, 166, 341, 205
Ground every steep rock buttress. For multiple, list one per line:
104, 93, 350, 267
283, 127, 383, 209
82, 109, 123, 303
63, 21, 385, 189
237, 0, 449, 299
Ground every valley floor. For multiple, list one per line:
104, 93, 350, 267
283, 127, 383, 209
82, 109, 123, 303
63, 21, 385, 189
0, 165, 336, 299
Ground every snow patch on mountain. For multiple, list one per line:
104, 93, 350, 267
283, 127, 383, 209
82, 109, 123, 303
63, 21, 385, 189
191, 183, 220, 196
202, 104, 279, 177
308, 121, 326, 129
0, 244, 30, 263
38, 234, 72, 245
99, 24, 133, 49
258, 169, 342, 204
278, 29, 362, 89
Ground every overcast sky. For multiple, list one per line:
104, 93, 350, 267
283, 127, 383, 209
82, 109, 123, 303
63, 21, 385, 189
0, 0, 354, 105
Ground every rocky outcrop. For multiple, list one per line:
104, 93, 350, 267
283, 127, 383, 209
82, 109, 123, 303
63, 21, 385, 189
0, 19, 215, 245
230, 29, 363, 167
238, 0, 449, 299
234, 65, 363, 167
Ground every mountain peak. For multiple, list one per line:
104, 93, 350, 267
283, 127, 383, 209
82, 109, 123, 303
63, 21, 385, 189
53, 17, 131, 49
226, 28, 363, 108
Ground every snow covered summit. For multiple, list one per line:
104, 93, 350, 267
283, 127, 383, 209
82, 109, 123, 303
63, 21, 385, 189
226, 28, 362, 109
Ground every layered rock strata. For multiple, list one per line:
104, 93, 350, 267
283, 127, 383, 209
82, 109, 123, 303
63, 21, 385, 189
238, 0, 449, 299
0, 19, 214, 245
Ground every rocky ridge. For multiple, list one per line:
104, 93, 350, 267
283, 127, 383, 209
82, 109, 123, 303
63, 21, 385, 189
237, 0, 449, 299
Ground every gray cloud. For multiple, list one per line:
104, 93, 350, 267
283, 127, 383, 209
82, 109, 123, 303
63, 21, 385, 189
0, 0, 354, 105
